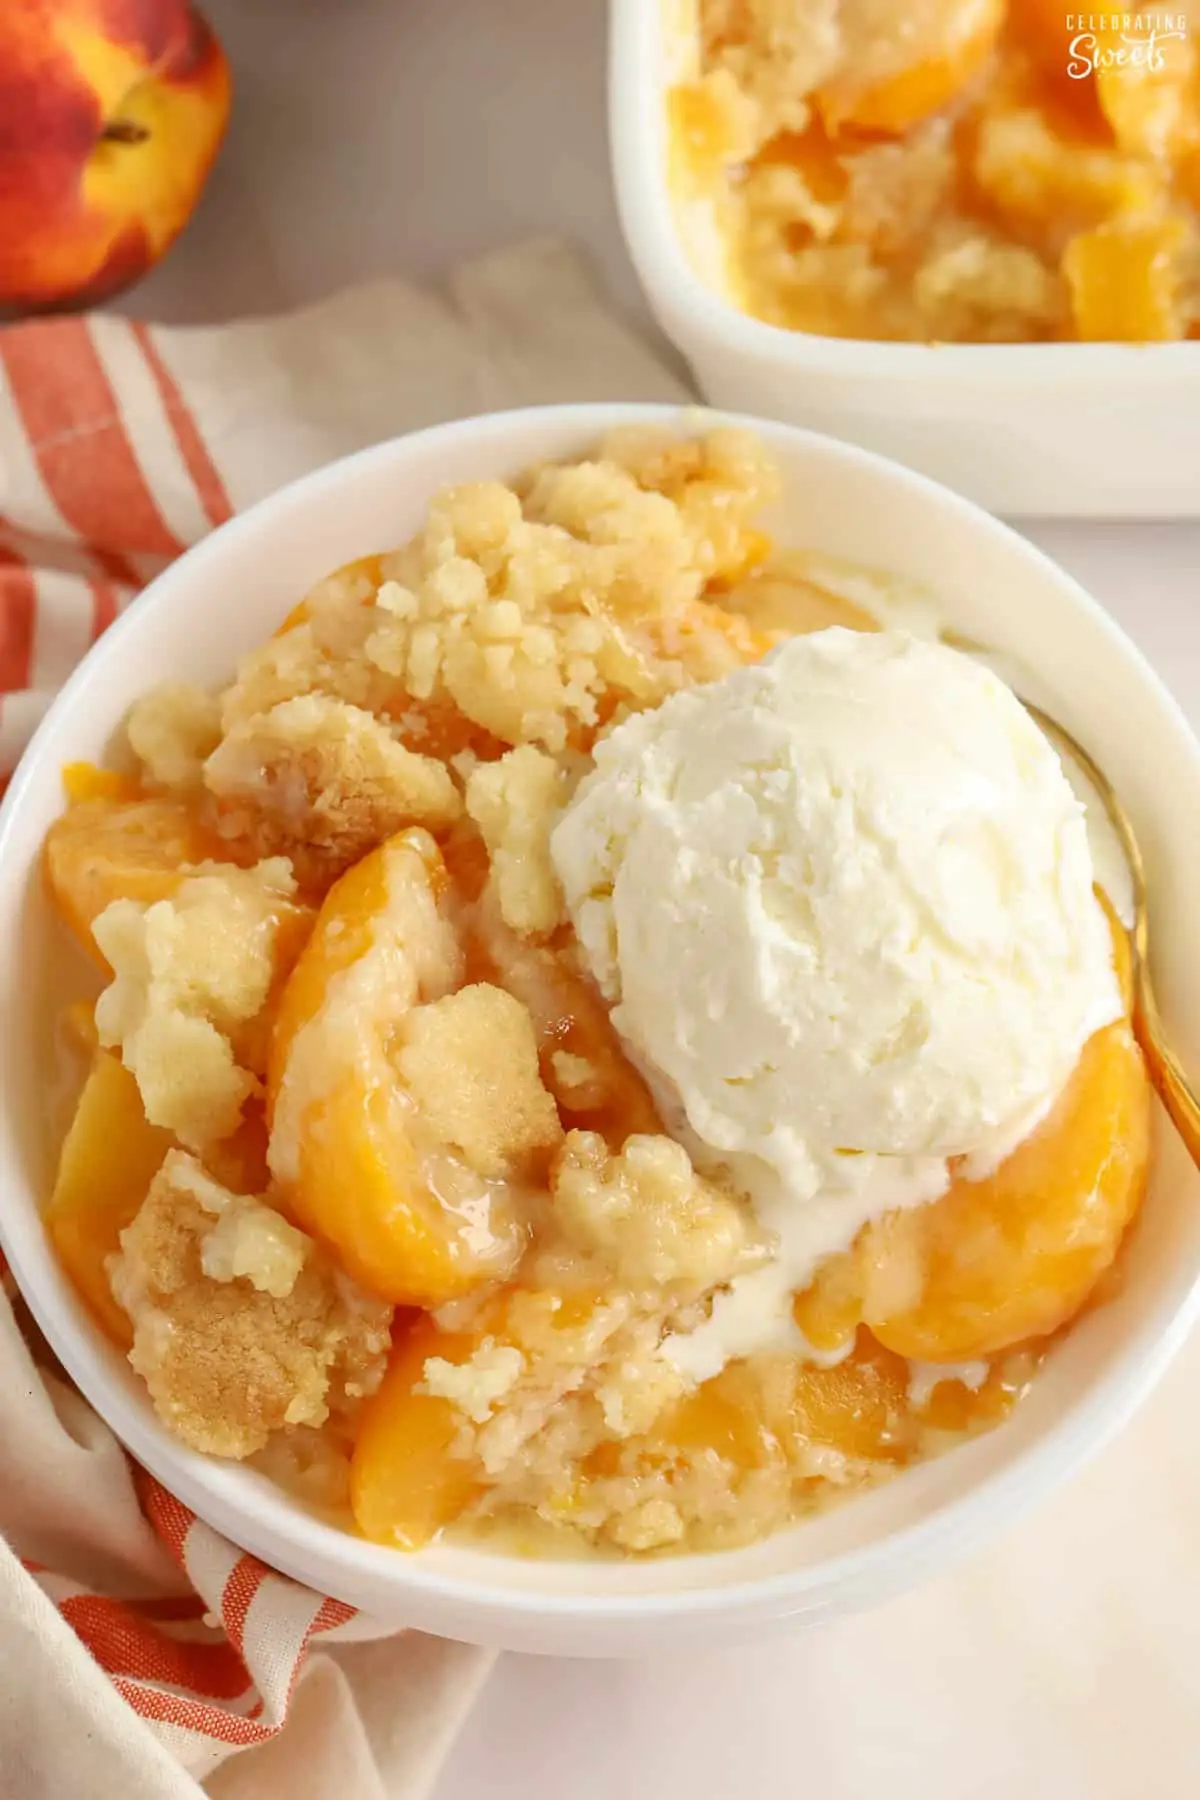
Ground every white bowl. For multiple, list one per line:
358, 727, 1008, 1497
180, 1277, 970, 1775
2, 403, 1199, 1657
609, 0, 1200, 519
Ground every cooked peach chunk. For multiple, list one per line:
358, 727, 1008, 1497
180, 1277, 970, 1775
782, 1332, 914, 1462
59, 998, 100, 1058
971, 104, 1160, 255
1064, 218, 1189, 342
268, 830, 553, 1307
799, 892, 1148, 1364
802, 1021, 1151, 1363
351, 1287, 613, 1548
61, 763, 142, 805
792, 1250, 868, 1354
203, 1104, 273, 1198
668, 72, 760, 186
45, 1050, 172, 1345
658, 1368, 778, 1469
350, 1318, 484, 1550
1007, 0, 1086, 74
44, 794, 233, 964
662, 1330, 914, 1470
867, 1021, 1151, 1360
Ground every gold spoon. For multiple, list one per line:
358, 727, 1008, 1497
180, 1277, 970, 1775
943, 630, 1200, 1163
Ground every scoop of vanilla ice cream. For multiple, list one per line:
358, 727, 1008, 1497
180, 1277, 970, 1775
551, 628, 1120, 1218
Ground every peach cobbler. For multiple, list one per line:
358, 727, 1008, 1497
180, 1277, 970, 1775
669, 0, 1200, 341
41, 426, 1151, 1558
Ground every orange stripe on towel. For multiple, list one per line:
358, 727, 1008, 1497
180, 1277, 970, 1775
0, 544, 36, 695
0, 319, 183, 558
130, 321, 233, 529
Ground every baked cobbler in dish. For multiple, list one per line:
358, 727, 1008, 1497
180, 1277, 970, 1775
669, 0, 1200, 342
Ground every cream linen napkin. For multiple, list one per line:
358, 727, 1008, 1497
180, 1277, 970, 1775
0, 239, 689, 1798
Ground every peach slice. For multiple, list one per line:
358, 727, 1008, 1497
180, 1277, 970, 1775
45, 1050, 172, 1345
44, 793, 232, 964
800, 1020, 1151, 1362
202, 1102, 273, 1198
780, 1331, 914, 1462
968, 83, 1161, 256
60, 998, 101, 1058
351, 1288, 606, 1548
61, 762, 142, 805
663, 1328, 914, 1469
1064, 217, 1189, 342
267, 831, 532, 1308
870, 1021, 1151, 1359
350, 1317, 485, 1550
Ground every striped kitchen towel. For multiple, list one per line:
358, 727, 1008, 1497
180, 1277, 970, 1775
0, 240, 688, 1797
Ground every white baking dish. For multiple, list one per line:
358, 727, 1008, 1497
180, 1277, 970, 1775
608, 0, 1200, 519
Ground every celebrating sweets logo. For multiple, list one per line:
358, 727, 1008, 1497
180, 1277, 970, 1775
1065, 12, 1190, 77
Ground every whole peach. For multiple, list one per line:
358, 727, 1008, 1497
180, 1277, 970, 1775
0, 0, 231, 309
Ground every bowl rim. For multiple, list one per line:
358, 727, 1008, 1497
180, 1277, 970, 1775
607, 0, 1200, 386
3, 398, 1200, 1640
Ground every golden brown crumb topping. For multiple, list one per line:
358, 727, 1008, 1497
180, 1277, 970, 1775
140, 430, 780, 812
204, 693, 462, 885
110, 1153, 393, 1458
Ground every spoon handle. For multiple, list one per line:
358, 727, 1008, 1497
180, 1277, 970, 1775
1136, 975, 1200, 1167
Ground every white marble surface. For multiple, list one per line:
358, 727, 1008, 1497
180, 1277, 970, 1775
125, 1, 1200, 1792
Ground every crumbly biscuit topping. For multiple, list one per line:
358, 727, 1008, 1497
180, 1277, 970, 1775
552, 1131, 757, 1290
464, 746, 566, 938
397, 984, 563, 1180
672, 0, 1200, 344
93, 860, 300, 1151
110, 1153, 392, 1458
134, 431, 779, 802
127, 682, 223, 791
204, 694, 461, 885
